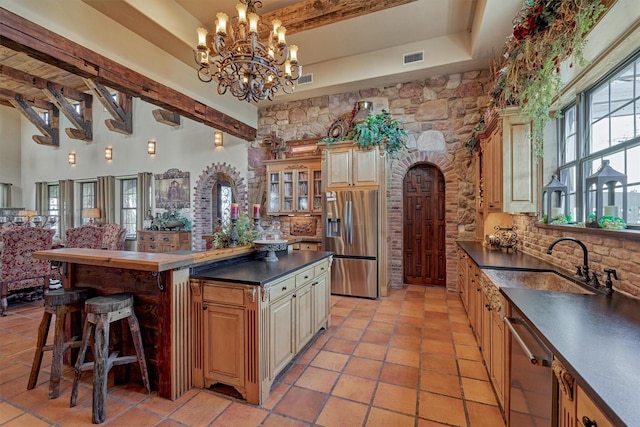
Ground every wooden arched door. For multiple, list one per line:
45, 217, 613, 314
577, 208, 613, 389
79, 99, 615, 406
403, 164, 446, 286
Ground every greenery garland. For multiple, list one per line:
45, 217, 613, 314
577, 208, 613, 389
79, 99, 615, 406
489, 0, 608, 157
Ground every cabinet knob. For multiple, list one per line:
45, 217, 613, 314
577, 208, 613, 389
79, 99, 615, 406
582, 416, 598, 427
203, 305, 208, 310
312, 282, 318, 286
485, 304, 491, 311
282, 286, 287, 291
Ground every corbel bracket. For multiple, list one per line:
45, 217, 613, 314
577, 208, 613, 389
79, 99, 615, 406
43, 82, 93, 141
83, 78, 133, 135
5, 91, 59, 146
152, 109, 181, 127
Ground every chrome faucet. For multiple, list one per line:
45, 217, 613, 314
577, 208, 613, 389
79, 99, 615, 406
547, 237, 591, 284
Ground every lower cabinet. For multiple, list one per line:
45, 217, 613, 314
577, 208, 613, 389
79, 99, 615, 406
554, 358, 615, 427
191, 256, 332, 405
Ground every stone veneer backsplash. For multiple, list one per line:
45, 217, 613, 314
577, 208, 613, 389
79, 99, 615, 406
250, 70, 493, 290
513, 214, 640, 298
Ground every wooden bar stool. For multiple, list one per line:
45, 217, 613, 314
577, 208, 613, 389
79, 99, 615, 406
70, 293, 150, 424
28, 287, 92, 399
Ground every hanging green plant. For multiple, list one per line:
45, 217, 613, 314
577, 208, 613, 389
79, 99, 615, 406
489, 0, 609, 157
465, 116, 486, 154
352, 110, 407, 156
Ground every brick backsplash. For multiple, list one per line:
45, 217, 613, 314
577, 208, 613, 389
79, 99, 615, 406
513, 214, 640, 298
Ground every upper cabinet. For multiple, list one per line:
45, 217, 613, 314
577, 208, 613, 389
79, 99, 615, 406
478, 108, 538, 214
265, 157, 322, 216
322, 142, 380, 189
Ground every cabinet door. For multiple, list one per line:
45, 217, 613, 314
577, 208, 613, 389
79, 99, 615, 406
490, 309, 505, 407
296, 283, 314, 351
352, 148, 379, 186
311, 169, 323, 213
313, 274, 329, 332
203, 304, 245, 387
325, 148, 352, 187
458, 251, 468, 312
481, 291, 491, 364
268, 171, 281, 214
296, 169, 311, 213
502, 113, 536, 213
269, 294, 296, 377
484, 129, 503, 211
282, 171, 295, 213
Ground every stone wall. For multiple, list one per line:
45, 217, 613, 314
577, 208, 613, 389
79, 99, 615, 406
513, 214, 640, 298
253, 69, 492, 291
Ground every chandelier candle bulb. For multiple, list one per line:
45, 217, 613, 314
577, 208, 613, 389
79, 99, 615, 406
277, 26, 286, 45
289, 45, 298, 62
272, 20, 281, 35
248, 13, 259, 34
215, 13, 228, 35
197, 27, 208, 47
236, 3, 247, 23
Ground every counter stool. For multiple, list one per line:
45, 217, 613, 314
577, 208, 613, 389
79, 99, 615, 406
70, 293, 150, 424
28, 287, 92, 399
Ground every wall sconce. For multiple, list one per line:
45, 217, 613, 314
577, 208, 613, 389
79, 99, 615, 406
105, 147, 113, 161
68, 152, 76, 165
147, 139, 156, 155
214, 131, 223, 147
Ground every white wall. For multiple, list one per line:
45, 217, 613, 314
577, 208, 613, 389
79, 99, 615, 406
18, 96, 249, 214
0, 106, 23, 207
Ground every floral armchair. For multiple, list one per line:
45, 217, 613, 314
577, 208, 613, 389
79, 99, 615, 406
65, 224, 105, 249
0, 227, 55, 316
101, 223, 127, 250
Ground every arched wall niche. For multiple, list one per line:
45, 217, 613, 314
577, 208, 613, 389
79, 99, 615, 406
192, 163, 247, 251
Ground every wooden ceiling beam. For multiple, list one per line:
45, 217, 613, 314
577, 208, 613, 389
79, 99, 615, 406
0, 7, 256, 141
260, 0, 417, 38
0, 64, 91, 103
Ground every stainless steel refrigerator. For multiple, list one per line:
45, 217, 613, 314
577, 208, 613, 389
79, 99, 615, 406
323, 189, 378, 298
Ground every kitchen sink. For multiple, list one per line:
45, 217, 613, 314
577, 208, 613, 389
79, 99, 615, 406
483, 270, 595, 295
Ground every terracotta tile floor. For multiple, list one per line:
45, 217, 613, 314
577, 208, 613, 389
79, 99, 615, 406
0, 286, 506, 426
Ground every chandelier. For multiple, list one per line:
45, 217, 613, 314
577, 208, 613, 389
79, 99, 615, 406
194, 0, 301, 103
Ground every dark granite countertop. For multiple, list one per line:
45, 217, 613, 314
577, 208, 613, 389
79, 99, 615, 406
457, 241, 638, 426
457, 240, 558, 271
190, 251, 333, 286
502, 288, 640, 427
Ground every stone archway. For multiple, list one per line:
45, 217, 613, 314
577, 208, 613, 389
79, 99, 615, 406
192, 163, 248, 251
388, 151, 459, 290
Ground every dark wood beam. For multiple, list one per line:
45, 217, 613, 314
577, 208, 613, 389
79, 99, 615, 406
260, 0, 416, 38
0, 7, 256, 141
152, 109, 181, 127
0, 89, 59, 146
0, 64, 91, 102
83, 79, 133, 135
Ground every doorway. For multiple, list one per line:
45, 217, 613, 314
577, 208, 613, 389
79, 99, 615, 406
403, 164, 446, 286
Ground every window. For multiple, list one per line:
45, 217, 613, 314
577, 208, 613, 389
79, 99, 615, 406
558, 50, 640, 227
47, 184, 59, 237
80, 182, 97, 224
121, 178, 137, 238
216, 181, 234, 224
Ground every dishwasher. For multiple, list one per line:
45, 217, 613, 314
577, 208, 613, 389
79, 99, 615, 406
504, 307, 557, 427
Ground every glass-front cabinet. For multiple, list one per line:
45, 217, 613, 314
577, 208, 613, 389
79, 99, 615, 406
265, 157, 322, 215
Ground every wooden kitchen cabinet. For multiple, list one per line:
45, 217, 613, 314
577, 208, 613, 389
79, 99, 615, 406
458, 249, 469, 311
137, 230, 191, 253
576, 384, 615, 427
265, 157, 322, 215
476, 108, 538, 228
322, 142, 380, 189
191, 256, 332, 405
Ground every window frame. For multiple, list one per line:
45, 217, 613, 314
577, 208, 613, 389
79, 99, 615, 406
120, 177, 137, 238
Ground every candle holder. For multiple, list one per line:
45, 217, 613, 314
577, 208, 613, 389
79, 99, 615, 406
254, 217, 264, 236
254, 239, 288, 262
230, 218, 239, 247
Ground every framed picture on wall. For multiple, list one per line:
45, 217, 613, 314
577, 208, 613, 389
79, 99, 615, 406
155, 168, 190, 209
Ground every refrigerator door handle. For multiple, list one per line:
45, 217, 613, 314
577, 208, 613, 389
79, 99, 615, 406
346, 200, 352, 246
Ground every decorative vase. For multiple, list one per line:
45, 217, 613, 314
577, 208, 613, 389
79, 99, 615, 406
352, 101, 373, 125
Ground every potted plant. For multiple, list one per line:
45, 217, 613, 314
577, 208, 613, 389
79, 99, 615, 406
352, 110, 407, 156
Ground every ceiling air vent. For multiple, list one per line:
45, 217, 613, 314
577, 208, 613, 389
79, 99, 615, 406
298, 73, 313, 85
403, 51, 424, 65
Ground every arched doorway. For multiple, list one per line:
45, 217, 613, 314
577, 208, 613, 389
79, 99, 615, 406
403, 164, 446, 286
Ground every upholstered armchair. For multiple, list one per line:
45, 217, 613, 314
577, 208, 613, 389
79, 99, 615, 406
101, 223, 127, 250
65, 224, 105, 249
0, 227, 55, 316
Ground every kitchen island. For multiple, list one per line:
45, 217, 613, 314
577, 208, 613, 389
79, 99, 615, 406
190, 251, 333, 405
33, 247, 332, 404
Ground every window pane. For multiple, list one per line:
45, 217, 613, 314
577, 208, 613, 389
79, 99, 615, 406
565, 135, 576, 162
590, 118, 610, 153
590, 85, 609, 122
611, 102, 635, 145
562, 105, 577, 163
627, 145, 640, 184
628, 184, 640, 225
610, 67, 634, 105
121, 178, 137, 238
